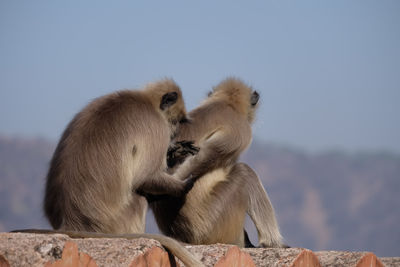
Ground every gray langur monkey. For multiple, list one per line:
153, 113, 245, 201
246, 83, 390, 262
34, 79, 204, 266
149, 77, 284, 248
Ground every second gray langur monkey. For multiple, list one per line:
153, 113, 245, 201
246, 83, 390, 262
150, 77, 284, 248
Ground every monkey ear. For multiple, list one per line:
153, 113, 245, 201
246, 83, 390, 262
251, 91, 259, 106
160, 92, 178, 110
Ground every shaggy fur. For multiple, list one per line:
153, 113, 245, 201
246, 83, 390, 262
151, 77, 284, 248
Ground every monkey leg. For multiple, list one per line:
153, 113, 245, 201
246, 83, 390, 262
177, 166, 248, 246
234, 163, 284, 247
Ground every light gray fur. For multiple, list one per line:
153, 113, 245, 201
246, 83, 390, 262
151, 77, 284, 247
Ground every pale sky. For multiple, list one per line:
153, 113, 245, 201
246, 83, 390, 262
1, 1, 399, 152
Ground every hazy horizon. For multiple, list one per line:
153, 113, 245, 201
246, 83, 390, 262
1, 1, 399, 153
1, 134, 399, 257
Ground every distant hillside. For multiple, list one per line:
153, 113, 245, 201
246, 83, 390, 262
0, 135, 53, 231
0, 135, 399, 257
241, 143, 400, 257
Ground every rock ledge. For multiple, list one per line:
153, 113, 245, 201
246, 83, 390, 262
0, 233, 398, 266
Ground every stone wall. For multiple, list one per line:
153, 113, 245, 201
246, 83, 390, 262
0, 233, 398, 266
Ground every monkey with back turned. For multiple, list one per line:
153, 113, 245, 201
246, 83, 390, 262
150, 77, 285, 248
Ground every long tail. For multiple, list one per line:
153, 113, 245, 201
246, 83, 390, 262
11, 229, 204, 267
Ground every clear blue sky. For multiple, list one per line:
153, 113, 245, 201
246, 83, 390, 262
1, 1, 399, 152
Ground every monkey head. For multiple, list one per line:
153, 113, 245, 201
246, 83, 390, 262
144, 78, 188, 137
208, 77, 260, 123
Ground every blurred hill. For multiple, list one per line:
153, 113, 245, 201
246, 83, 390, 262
0, 135, 53, 231
0, 135, 399, 257
242, 143, 400, 257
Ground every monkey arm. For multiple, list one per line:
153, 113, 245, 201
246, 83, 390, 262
137, 172, 195, 197
206, 162, 283, 248
173, 127, 247, 181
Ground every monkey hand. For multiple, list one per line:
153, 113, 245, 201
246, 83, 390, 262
167, 141, 199, 168
176, 141, 200, 155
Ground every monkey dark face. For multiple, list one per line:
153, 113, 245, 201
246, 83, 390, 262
160, 92, 178, 110
251, 91, 259, 107
159, 91, 189, 140
161, 95, 187, 125
247, 90, 260, 123
148, 78, 187, 126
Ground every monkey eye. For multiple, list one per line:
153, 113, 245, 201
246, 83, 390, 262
251, 91, 259, 106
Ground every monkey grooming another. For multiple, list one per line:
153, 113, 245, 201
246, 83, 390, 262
34, 79, 204, 266
150, 77, 284, 248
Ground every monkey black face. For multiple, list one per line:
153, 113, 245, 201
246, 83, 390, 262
160, 92, 178, 110
251, 91, 260, 106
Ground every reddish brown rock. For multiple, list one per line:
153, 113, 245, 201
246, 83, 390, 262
129, 246, 176, 267
44, 241, 98, 267
0, 255, 10, 267
289, 249, 321, 267
79, 252, 98, 267
214, 246, 255, 267
356, 253, 384, 267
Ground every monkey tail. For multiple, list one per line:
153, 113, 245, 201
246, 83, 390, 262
138, 233, 204, 267
11, 229, 204, 267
